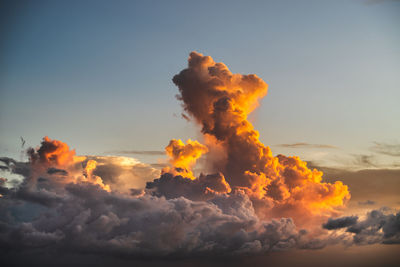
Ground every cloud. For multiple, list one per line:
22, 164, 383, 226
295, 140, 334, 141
352, 154, 378, 168
371, 142, 400, 157
1, 135, 312, 259
150, 163, 168, 168
324, 153, 387, 169
107, 150, 165, 156
0, 155, 315, 258
0, 156, 31, 178
323, 209, 400, 245
2, 52, 395, 264
318, 166, 400, 208
162, 139, 208, 179
322, 216, 358, 230
309, 151, 400, 170
28, 136, 78, 167
172, 52, 350, 226
358, 200, 376, 206
146, 172, 231, 201
86, 155, 160, 193
47, 167, 68, 176
275, 143, 337, 149
0, 134, 349, 261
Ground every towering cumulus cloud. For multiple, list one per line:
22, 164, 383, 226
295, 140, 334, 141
1, 52, 398, 263
163, 52, 350, 226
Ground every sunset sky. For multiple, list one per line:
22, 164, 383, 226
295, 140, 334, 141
2, 0, 399, 166
0, 1, 399, 266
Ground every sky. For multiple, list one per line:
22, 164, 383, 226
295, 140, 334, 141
1, 0, 399, 168
0, 1, 399, 266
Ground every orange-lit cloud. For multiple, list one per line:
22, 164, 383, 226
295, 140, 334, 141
170, 52, 350, 225
83, 159, 110, 191
27, 136, 110, 191
28, 136, 82, 166
163, 139, 208, 179
0, 52, 399, 261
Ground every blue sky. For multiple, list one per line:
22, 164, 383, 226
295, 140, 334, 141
1, 0, 399, 167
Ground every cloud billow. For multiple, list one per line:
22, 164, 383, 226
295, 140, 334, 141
0, 52, 398, 263
323, 209, 400, 245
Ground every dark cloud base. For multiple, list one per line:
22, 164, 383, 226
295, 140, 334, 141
1, 156, 400, 267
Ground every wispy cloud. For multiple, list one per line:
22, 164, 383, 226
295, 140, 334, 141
352, 154, 378, 168
107, 150, 165, 156
150, 163, 168, 168
275, 142, 337, 149
358, 200, 376, 206
371, 142, 400, 157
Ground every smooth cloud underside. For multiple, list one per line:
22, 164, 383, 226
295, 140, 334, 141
0, 52, 399, 261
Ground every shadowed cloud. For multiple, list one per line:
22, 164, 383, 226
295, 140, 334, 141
324, 209, 400, 245
47, 167, 68, 176
322, 216, 358, 230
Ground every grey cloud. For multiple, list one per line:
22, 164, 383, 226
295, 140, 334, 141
146, 172, 231, 201
1, 146, 400, 265
0, 156, 31, 178
322, 216, 358, 230
0, 165, 9, 171
47, 167, 68, 176
0, 157, 17, 166
15, 187, 62, 207
324, 209, 400, 245
0, 154, 318, 260
0, 181, 307, 257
